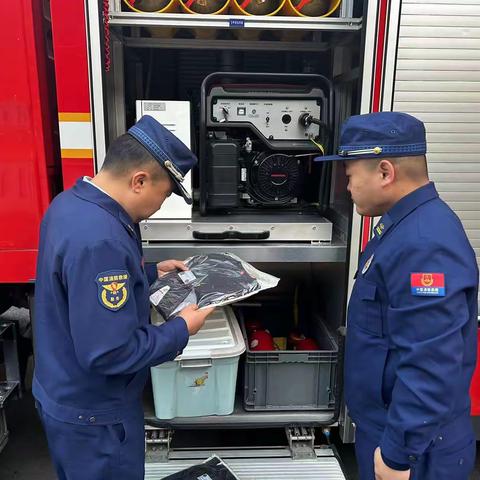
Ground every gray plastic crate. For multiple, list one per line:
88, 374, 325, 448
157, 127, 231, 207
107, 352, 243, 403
240, 315, 338, 411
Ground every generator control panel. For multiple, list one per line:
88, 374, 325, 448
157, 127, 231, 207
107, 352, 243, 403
211, 99, 322, 141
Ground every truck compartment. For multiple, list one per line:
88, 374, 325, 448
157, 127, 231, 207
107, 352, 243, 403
103, 18, 361, 242
144, 261, 347, 427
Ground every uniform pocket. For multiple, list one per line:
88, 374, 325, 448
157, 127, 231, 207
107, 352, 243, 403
351, 279, 384, 337
427, 438, 476, 480
108, 422, 127, 446
345, 278, 389, 414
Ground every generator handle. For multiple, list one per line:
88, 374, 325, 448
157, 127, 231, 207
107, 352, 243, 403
192, 230, 270, 241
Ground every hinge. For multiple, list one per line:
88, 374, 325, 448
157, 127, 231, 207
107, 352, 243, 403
145, 427, 173, 463
286, 426, 316, 460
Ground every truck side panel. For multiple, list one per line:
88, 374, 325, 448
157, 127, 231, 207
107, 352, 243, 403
0, 0, 57, 283
50, 0, 94, 188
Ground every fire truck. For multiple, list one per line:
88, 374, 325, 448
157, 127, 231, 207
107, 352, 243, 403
1, 0, 480, 475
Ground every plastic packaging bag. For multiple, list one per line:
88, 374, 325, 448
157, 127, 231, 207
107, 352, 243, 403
161, 455, 240, 480
149, 252, 279, 320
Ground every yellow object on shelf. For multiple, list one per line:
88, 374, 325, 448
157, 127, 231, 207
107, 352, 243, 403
283, 0, 341, 17
273, 337, 287, 351
180, 0, 230, 15
123, 0, 178, 13
230, 0, 285, 16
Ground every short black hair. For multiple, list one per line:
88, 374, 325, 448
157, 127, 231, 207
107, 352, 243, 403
102, 133, 168, 180
367, 155, 429, 179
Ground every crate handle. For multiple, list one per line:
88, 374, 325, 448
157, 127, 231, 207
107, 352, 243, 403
278, 353, 310, 362
179, 359, 213, 368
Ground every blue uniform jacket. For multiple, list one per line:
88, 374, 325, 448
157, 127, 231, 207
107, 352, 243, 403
345, 182, 478, 468
33, 179, 189, 425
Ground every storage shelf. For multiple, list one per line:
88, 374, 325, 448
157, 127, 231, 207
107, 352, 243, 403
144, 393, 336, 429
143, 238, 347, 263
109, 11, 362, 31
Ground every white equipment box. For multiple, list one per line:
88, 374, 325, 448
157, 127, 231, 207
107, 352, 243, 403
136, 100, 192, 220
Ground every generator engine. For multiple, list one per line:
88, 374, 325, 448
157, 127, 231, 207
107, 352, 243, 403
199, 73, 333, 215
244, 151, 302, 206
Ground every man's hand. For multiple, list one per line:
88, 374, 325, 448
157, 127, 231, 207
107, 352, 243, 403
156, 259, 188, 277
178, 304, 214, 335
374, 448, 410, 480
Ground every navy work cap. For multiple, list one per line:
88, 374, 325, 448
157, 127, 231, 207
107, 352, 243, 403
315, 111, 427, 162
128, 115, 197, 204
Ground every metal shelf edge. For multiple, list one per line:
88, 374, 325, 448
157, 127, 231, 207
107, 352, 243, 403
109, 12, 362, 31
143, 242, 347, 263
144, 411, 337, 429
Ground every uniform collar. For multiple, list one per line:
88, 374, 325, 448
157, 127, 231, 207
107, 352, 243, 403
72, 178, 137, 238
83, 176, 110, 196
374, 182, 438, 240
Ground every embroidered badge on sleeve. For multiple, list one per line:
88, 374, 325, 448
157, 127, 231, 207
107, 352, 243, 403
96, 271, 129, 311
361, 254, 375, 275
410, 273, 445, 297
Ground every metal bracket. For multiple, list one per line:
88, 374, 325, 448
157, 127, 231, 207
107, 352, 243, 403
340, 0, 354, 18
339, 410, 357, 444
0, 408, 9, 454
110, 0, 122, 14
145, 426, 173, 463
0, 321, 21, 402
286, 426, 316, 460
0, 382, 19, 409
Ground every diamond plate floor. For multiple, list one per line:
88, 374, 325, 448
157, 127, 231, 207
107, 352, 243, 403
145, 449, 346, 479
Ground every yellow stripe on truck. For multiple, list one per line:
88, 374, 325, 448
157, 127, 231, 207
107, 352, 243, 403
61, 148, 94, 159
58, 112, 92, 122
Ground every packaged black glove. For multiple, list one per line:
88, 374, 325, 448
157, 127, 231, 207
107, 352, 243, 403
162, 455, 240, 480
150, 253, 279, 320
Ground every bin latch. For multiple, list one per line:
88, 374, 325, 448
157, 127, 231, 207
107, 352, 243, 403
286, 426, 316, 460
145, 427, 173, 462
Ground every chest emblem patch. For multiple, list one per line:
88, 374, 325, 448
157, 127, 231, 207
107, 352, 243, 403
411, 273, 445, 297
96, 271, 129, 311
361, 254, 375, 275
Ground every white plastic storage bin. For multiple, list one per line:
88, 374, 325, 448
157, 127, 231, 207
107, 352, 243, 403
151, 307, 246, 419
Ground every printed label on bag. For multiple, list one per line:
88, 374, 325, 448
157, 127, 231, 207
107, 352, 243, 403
178, 270, 197, 284
150, 286, 170, 306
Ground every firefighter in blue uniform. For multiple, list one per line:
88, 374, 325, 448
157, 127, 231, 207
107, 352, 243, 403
33, 116, 214, 480
316, 112, 478, 480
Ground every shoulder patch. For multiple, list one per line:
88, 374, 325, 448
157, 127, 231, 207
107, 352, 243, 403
96, 271, 129, 311
410, 273, 445, 297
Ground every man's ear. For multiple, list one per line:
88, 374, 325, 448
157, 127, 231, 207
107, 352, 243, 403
378, 159, 396, 186
131, 171, 148, 193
